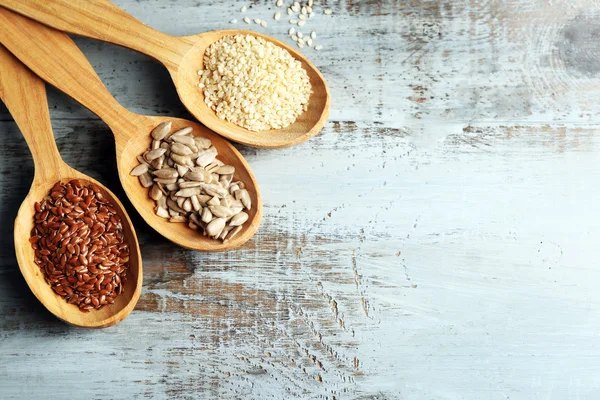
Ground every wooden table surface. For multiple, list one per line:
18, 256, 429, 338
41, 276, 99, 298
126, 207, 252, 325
2, 0, 600, 398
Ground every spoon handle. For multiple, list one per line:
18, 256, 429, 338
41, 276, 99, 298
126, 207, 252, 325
0, 0, 188, 69
0, 44, 67, 184
0, 8, 141, 144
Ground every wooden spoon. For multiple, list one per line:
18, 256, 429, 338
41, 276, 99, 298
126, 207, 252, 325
0, 9, 262, 252
0, 0, 331, 148
0, 43, 142, 328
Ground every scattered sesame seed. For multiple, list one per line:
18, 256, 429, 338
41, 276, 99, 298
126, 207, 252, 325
299, 14, 306, 20
306, 38, 313, 47
254, 18, 262, 24
308, 0, 313, 6
240, 5, 247, 12
229, 19, 238, 24
301, 6, 307, 14
289, 27, 296, 35
298, 38, 305, 44
297, 42, 304, 48
243, 17, 251, 24
291, 34, 298, 41
314, 44, 323, 51
291, 5, 299, 12
324, 9, 333, 15
297, 20, 306, 26
311, 31, 316, 39
197, 70, 203, 75
297, 31, 303, 38
276, 0, 283, 6
261, 20, 268, 27
289, 19, 298, 24
287, 7, 293, 15
274, 11, 281, 20
307, 6, 313, 13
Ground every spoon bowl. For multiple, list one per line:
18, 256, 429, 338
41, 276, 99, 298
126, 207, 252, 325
174, 30, 331, 148
0, 43, 142, 328
117, 115, 261, 251
0, 0, 331, 148
14, 175, 142, 328
0, 9, 262, 251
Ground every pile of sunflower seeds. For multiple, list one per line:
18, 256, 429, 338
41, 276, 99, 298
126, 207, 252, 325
130, 121, 251, 243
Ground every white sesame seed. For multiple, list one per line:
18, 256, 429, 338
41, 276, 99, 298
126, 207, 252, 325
306, 38, 312, 47
310, 31, 316, 39
229, 19, 238, 24
297, 38, 305, 44
324, 9, 333, 15
274, 11, 281, 20
291, 34, 298, 41
294, 2, 300, 7
297, 42, 304, 48
307, 6, 312, 13
297, 31, 303, 38
197, 70, 203, 75
309, 11, 315, 18
297, 20, 306, 26
291, 5, 299, 12
276, 0, 283, 6
287, 7, 293, 15
288, 27, 296, 35
314, 44, 323, 50
308, 0, 313, 6
199, 34, 312, 131
198, 82, 204, 88
301, 6, 307, 14
289, 19, 298, 24
254, 18, 262, 24
240, 5, 247, 12
243, 17, 251, 24
261, 20, 268, 27
298, 14, 306, 20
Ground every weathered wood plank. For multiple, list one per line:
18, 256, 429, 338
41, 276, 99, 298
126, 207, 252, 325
2, 0, 600, 399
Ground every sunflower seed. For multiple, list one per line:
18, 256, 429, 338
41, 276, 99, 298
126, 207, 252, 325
196, 147, 218, 167
206, 218, 226, 237
152, 168, 178, 179
182, 199, 193, 212
156, 206, 169, 218
167, 199, 186, 213
198, 195, 212, 206
201, 207, 213, 223
152, 140, 161, 150
176, 164, 189, 177
165, 183, 179, 191
220, 174, 234, 187
171, 142, 194, 156
216, 165, 235, 175
171, 154, 193, 167
205, 162, 221, 173
185, 169, 211, 182
230, 212, 248, 226
151, 121, 172, 140
150, 156, 164, 170
235, 189, 252, 210
204, 184, 229, 198
157, 195, 168, 209
191, 195, 202, 211
168, 208, 180, 217
209, 205, 234, 218
144, 148, 167, 162
139, 173, 154, 188
178, 181, 203, 188
208, 196, 220, 206
149, 185, 163, 200
130, 163, 148, 176
170, 127, 193, 138
170, 135, 196, 147
153, 177, 177, 185
175, 187, 202, 197
194, 137, 212, 150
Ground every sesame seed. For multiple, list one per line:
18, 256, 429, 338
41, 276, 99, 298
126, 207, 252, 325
311, 31, 316, 39
261, 20, 268, 27
297, 32, 303, 38
243, 17, 251, 24
229, 19, 238, 24
306, 38, 312, 47
324, 9, 333, 15
291, 5, 299, 12
314, 44, 323, 51
240, 5, 247, 12
287, 8, 293, 15
308, 0, 313, 6
289, 27, 296, 35
299, 14, 306, 20
276, 0, 283, 6
301, 6, 307, 14
289, 19, 298, 24
291, 34, 298, 41
297, 42, 304, 48
274, 11, 281, 20
309, 11, 315, 18
254, 18, 262, 24
297, 20, 306, 26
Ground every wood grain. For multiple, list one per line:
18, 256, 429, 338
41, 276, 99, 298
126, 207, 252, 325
2, 0, 600, 398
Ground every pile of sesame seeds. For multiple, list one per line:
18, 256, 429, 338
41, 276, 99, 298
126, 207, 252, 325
229, 0, 332, 51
